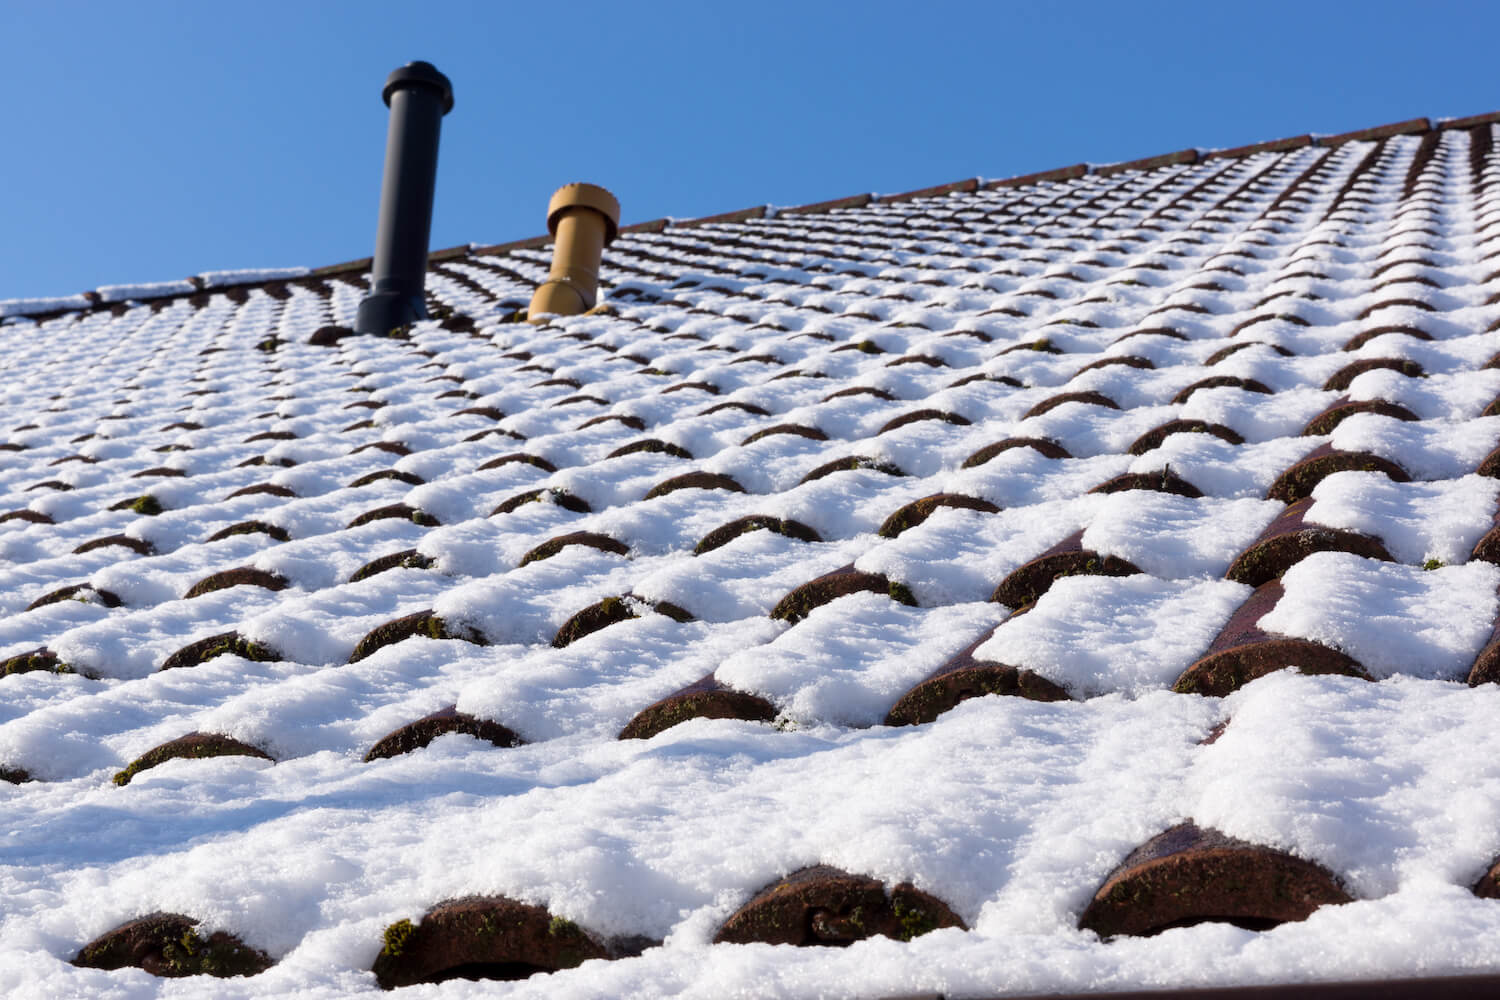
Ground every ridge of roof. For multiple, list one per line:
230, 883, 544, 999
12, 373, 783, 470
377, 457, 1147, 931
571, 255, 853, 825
2, 109, 1494, 323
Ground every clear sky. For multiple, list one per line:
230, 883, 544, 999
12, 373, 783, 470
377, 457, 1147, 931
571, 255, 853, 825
2, 0, 1496, 301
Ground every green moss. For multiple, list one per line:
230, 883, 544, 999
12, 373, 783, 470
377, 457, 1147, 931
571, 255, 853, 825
381, 919, 415, 958
255, 337, 279, 353
385, 324, 411, 340
130, 495, 163, 516
548, 915, 581, 938
892, 900, 940, 942
856, 339, 882, 354
887, 580, 918, 606
1423, 558, 1444, 570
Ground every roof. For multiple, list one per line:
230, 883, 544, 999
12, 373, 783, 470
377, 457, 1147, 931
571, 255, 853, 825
5, 111, 1500, 997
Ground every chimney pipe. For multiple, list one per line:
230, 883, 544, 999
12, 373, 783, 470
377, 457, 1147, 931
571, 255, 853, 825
528, 183, 620, 321
355, 61, 454, 337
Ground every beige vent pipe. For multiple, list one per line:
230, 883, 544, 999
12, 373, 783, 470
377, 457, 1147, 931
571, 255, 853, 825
528, 183, 621, 321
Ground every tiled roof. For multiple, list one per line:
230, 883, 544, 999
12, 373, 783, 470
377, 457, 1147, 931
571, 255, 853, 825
6, 113, 1500, 996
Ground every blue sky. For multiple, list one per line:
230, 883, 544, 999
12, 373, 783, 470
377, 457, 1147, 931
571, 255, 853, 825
2, 0, 1496, 301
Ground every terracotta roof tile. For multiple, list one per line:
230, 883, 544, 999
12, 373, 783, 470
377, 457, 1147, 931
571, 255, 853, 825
6, 110, 1500, 996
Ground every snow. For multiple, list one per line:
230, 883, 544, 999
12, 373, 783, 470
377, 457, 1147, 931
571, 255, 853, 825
3, 126, 1500, 999
1258, 552, 1499, 679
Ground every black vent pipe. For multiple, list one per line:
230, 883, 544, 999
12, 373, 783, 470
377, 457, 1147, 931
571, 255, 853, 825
355, 61, 454, 336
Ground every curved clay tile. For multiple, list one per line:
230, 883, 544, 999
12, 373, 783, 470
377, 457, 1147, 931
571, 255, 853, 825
454, 406, 505, 421
0, 508, 54, 524
183, 567, 289, 600
1171, 375, 1274, 405
491, 488, 591, 516
577, 413, 646, 432
1000, 337, 1064, 356
607, 438, 693, 460
1090, 468, 1204, 497
1341, 324, 1433, 352
1, 647, 67, 676
108, 494, 165, 515
1072, 355, 1155, 378
556, 394, 611, 408
130, 466, 186, 479
642, 471, 746, 500
552, 594, 693, 649
885, 353, 948, 368
224, 482, 298, 500
1173, 581, 1369, 696
1301, 398, 1420, 436
822, 385, 898, 402
713, 866, 965, 947
701, 400, 771, 418
346, 504, 440, 529
877, 409, 972, 434
24, 584, 122, 612
877, 493, 1000, 538
1077, 822, 1352, 938
160, 631, 279, 672
349, 440, 412, 458
618, 673, 777, 740
73, 912, 273, 978
1202, 341, 1293, 365
113, 732, 273, 786
364, 706, 523, 761
771, 565, 917, 624
1465, 590, 1500, 683
962, 437, 1072, 468
348, 610, 484, 664
991, 530, 1141, 610
476, 452, 557, 474
1322, 357, 1424, 392
660, 380, 720, 396
694, 515, 822, 555
1225, 498, 1393, 587
1355, 299, 1435, 321
1128, 419, 1243, 455
349, 549, 435, 583
206, 520, 291, 544
27, 479, 74, 492
307, 324, 354, 346
520, 531, 630, 567
799, 456, 906, 485
740, 423, 828, 446
244, 430, 297, 444
1472, 857, 1500, 898
885, 626, 1069, 726
73, 534, 156, 556
1266, 443, 1411, 503
1022, 391, 1120, 420
1113, 326, 1190, 346
347, 469, 425, 488
372, 897, 640, 989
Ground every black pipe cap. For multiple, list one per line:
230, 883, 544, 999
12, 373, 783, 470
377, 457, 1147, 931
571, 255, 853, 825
382, 61, 454, 114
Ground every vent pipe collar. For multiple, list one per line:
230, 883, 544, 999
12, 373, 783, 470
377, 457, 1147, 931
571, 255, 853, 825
355, 61, 453, 337
528, 183, 620, 322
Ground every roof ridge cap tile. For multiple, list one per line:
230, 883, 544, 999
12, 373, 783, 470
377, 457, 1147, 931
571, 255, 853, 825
6, 108, 1494, 320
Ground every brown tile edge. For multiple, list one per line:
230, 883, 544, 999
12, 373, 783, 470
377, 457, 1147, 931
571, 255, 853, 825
1440, 110, 1500, 131
1095, 148, 1200, 177
1316, 116, 1431, 146
1204, 134, 1313, 159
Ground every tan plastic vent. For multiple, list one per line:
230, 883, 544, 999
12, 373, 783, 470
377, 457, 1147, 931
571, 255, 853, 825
528, 183, 621, 322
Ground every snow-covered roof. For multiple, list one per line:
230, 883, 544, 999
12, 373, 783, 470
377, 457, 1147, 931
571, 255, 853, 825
6, 112, 1500, 998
